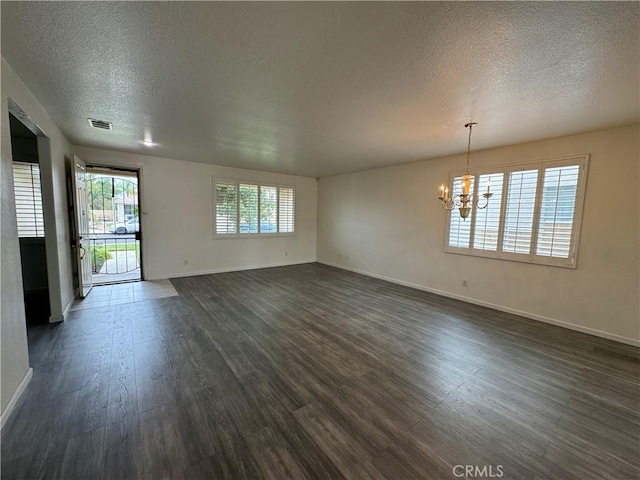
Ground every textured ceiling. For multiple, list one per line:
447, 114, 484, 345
2, 2, 638, 177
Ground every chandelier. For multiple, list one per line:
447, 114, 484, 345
438, 122, 492, 219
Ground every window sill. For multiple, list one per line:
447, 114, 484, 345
214, 233, 296, 240
443, 247, 577, 269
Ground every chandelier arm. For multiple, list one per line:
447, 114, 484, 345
476, 195, 490, 209
452, 194, 464, 208
440, 198, 455, 211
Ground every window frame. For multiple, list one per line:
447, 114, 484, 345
443, 154, 589, 268
213, 177, 296, 239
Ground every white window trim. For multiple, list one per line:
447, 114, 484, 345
213, 177, 296, 239
443, 154, 589, 268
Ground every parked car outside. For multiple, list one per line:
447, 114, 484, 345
111, 218, 140, 234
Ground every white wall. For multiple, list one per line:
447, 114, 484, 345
1, 67, 29, 416
73, 146, 317, 279
317, 125, 640, 345
1, 59, 75, 414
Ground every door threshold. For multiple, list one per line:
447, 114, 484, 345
92, 278, 142, 287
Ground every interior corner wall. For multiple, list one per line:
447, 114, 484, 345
317, 124, 640, 345
1, 76, 29, 414
1, 58, 75, 413
72, 146, 318, 279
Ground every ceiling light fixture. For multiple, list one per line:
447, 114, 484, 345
141, 127, 156, 147
438, 122, 492, 219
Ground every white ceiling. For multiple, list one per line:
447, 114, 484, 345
2, 2, 638, 177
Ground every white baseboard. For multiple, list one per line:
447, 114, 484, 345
1, 368, 33, 430
318, 260, 640, 347
147, 259, 317, 281
49, 296, 74, 323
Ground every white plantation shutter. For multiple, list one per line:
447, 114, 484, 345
473, 173, 503, 252
278, 187, 295, 233
259, 186, 277, 233
215, 182, 238, 234
502, 168, 539, 255
536, 165, 580, 259
13, 162, 45, 237
443, 155, 587, 268
239, 184, 258, 234
448, 176, 474, 248
214, 179, 295, 236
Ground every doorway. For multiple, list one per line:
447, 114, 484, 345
85, 166, 142, 285
8, 113, 51, 325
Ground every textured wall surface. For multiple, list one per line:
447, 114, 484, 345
317, 125, 640, 344
1, 59, 75, 412
1, 72, 30, 413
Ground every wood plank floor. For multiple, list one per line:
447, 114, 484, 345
2, 263, 639, 480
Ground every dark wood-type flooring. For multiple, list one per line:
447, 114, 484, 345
2, 263, 639, 479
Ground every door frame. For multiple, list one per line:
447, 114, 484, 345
85, 163, 145, 283
7, 98, 67, 321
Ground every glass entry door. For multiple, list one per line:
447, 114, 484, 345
86, 166, 142, 284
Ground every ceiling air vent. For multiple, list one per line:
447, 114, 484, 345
88, 118, 112, 130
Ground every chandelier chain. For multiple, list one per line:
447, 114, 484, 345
466, 123, 473, 172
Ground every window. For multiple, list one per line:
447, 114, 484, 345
278, 187, 295, 233
473, 173, 503, 252
444, 155, 588, 268
240, 184, 259, 234
215, 181, 237, 234
536, 165, 580, 259
448, 175, 474, 249
214, 179, 295, 236
259, 186, 277, 233
502, 168, 539, 255
12, 162, 45, 237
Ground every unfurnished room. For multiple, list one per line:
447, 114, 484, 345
0, 2, 639, 479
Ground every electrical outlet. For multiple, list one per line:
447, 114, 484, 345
184, 260, 189, 266
462, 280, 468, 287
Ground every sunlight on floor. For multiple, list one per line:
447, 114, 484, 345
70, 279, 178, 311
